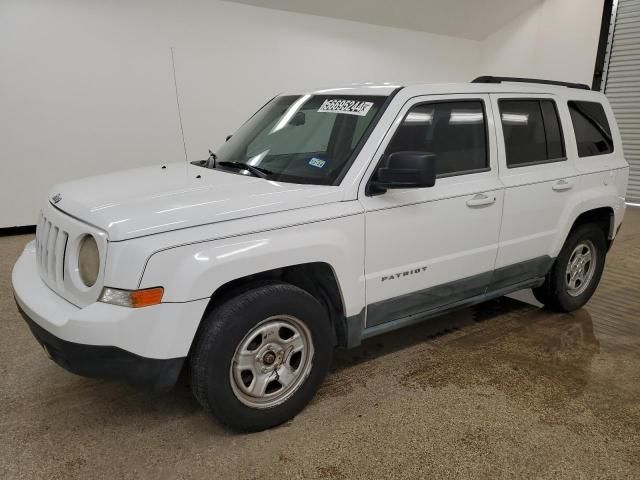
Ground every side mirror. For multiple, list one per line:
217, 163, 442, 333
370, 151, 436, 193
226, 134, 233, 142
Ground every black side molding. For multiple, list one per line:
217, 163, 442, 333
341, 256, 555, 348
472, 76, 591, 90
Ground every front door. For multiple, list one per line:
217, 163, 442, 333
359, 94, 504, 329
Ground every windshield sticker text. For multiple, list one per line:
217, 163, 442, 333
318, 99, 374, 117
308, 158, 326, 168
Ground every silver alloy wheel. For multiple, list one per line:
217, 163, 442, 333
565, 240, 597, 297
230, 315, 314, 409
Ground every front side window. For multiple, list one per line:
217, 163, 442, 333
499, 99, 565, 168
568, 101, 614, 157
384, 101, 488, 177
213, 95, 385, 185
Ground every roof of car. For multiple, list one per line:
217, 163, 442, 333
286, 81, 601, 98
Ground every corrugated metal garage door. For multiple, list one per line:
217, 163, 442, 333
603, 0, 640, 203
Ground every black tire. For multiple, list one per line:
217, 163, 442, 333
533, 223, 606, 312
190, 282, 333, 432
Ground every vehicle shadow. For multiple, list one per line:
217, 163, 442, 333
330, 294, 598, 373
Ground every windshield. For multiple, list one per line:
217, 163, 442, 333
213, 94, 386, 185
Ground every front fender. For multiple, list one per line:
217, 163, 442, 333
139, 214, 366, 317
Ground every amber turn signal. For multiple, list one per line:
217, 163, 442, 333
99, 287, 164, 308
129, 287, 164, 308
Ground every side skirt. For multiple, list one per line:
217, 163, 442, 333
342, 255, 554, 348
361, 277, 544, 341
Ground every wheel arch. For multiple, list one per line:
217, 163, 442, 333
550, 201, 617, 260
194, 262, 351, 351
568, 206, 615, 251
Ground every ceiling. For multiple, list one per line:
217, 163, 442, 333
226, 0, 542, 40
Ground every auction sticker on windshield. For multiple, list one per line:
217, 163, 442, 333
308, 157, 326, 168
318, 99, 374, 116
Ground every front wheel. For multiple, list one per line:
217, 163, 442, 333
533, 223, 606, 312
190, 282, 333, 432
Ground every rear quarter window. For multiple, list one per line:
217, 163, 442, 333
568, 101, 614, 157
499, 99, 566, 168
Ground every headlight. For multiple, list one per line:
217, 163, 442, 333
78, 235, 99, 287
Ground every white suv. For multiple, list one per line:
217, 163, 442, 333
13, 77, 629, 431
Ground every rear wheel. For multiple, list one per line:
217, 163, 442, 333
190, 282, 333, 432
533, 223, 606, 312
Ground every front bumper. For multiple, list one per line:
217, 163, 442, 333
17, 304, 184, 390
12, 241, 208, 390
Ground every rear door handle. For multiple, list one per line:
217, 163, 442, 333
552, 179, 573, 191
466, 193, 496, 207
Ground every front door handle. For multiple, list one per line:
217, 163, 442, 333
466, 193, 496, 207
552, 179, 573, 191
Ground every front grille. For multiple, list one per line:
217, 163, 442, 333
34, 203, 106, 307
35, 212, 69, 291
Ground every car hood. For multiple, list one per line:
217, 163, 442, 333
48, 163, 344, 240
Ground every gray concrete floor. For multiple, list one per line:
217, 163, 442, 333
2, 209, 640, 479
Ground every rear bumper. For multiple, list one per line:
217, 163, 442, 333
17, 303, 184, 390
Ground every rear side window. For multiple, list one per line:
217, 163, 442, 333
499, 99, 565, 168
568, 101, 614, 157
385, 100, 488, 177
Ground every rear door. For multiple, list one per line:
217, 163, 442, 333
489, 94, 580, 290
359, 94, 504, 329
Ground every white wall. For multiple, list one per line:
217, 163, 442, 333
0, 0, 481, 227
480, 0, 604, 85
0, 0, 606, 228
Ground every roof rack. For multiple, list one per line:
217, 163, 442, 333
472, 76, 590, 90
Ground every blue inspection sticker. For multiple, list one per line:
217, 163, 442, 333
308, 157, 326, 168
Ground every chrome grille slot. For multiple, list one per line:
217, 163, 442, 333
41, 219, 52, 273
55, 231, 68, 288
46, 226, 58, 280
35, 213, 43, 266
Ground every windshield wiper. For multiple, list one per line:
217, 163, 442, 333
216, 161, 273, 179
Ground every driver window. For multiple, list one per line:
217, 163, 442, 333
385, 101, 489, 177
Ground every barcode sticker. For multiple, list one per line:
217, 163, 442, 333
318, 99, 374, 116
